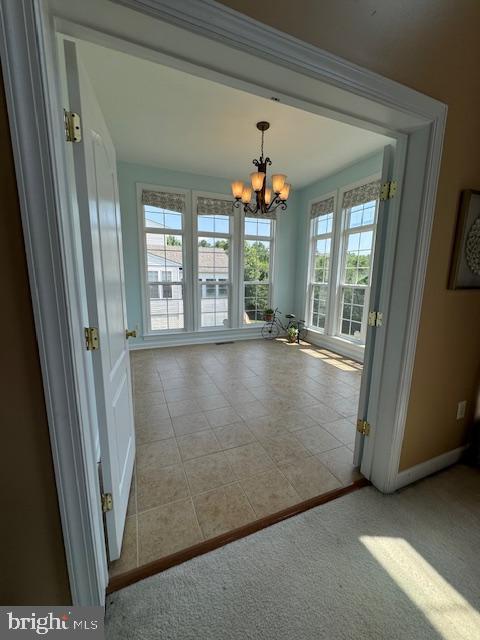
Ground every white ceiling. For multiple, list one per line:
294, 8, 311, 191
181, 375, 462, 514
78, 41, 391, 189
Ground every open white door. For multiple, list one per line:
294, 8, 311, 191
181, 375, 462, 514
63, 40, 135, 561
353, 144, 396, 472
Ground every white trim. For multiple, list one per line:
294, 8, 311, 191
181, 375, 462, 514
136, 182, 190, 336
0, 0, 107, 605
130, 326, 263, 349
0, 0, 447, 604
395, 447, 467, 491
306, 329, 364, 363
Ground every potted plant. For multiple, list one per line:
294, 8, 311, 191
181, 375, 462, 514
264, 308, 274, 322
287, 325, 299, 343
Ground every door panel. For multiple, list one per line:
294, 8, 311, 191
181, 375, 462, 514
354, 144, 395, 471
64, 40, 135, 561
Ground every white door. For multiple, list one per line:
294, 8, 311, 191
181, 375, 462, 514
63, 40, 135, 561
354, 144, 396, 472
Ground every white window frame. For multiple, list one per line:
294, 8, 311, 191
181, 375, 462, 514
335, 198, 378, 343
136, 183, 192, 335
305, 175, 381, 347
192, 190, 236, 331
242, 216, 276, 324
306, 191, 336, 334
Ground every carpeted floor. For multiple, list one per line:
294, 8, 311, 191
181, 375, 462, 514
105, 465, 480, 640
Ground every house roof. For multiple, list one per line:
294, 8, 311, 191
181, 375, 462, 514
147, 248, 229, 270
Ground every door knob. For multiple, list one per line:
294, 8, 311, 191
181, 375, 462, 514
125, 329, 137, 339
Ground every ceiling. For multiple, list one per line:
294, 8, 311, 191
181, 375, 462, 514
78, 41, 392, 190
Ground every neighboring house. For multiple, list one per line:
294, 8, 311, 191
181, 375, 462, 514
147, 244, 229, 329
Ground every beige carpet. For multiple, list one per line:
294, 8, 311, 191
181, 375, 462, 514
106, 465, 480, 639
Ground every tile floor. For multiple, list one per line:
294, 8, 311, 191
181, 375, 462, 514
109, 338, 363, 577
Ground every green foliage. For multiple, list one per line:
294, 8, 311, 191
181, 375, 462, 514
244, 241, 270, 315
166, 235, 181, 246
314, 252, 370, 285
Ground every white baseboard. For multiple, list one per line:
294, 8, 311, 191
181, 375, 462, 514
306, 329, 364, 363
129, 328, 263, 350
395, 445, 467, 490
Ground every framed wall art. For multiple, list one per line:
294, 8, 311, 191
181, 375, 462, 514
448, 189, 480, 289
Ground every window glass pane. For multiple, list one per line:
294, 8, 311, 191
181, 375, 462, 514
198, 237, 229, 282
200, 284, 229, 328
244, 283, 269, 322
347, 200, 376, 229
144, 201, 184, 331
310, 283, 328, 330
244, 240, 270, 282
149, 285, 184, 331
146, 233, 183, 281
315, 212, 333, 235
339, 286, 365, 339
197, 214, 230, 234
344, 230, 373, 285
144, 205, 182, 230
245, 217, 271, 238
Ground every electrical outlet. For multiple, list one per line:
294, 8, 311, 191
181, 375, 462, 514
456, 400, 467, 420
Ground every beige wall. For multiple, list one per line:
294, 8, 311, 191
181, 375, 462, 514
0, 72, 71, 605
2, 0, 479, 604
219, 0, 480, 470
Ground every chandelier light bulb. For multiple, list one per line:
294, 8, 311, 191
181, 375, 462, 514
231, 180, 245, 199
250, 171, 265, 192
279, 183, 291, 201
241, 186, 253, 204
272, 173, 287, 194
264, 187, 272, 205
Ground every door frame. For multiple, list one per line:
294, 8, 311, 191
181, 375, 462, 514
0, 0, 447, 605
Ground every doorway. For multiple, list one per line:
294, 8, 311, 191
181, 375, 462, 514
0, 0, 446, 605
60, 32, 396, 585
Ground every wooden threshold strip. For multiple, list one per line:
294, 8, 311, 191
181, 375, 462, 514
108, 477, 370, 594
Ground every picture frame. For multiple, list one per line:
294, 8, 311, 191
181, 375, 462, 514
448, 189, 480, 289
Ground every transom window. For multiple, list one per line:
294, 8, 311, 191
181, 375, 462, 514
244, 217, 273, 323
306, 179, 380, 345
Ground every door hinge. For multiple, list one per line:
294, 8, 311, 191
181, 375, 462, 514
101, 493, 113, 513
368, 311, 383, 327
84, 326, 99, 351
357, 419, 371, 436
379, 180, 397, 201
64, 110, 82, 143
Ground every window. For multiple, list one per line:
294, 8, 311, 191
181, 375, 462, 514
338, 198, 377, 341
139, 187, 277, 335
306, 179, 380, 346
244, 217, 273, 323
196, 197, 233, 329
308, 197, 334, 331
142, 189, 185, 331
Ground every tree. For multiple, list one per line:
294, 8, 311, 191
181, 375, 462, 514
244, 241, 270, 316
166, 235, 181, 246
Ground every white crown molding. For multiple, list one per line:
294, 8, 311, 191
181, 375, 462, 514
113, 0, 445, 120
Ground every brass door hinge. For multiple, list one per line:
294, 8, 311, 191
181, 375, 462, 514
125, 329, 137, 339
64, 110, 82, 142
101, 493, 113, 513
379, 180, 397, 201
368, 311, 383, 327
357, 419, 371, 436
84, 326, 99, 351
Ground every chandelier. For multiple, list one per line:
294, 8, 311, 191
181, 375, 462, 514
231, 121, 290, 215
